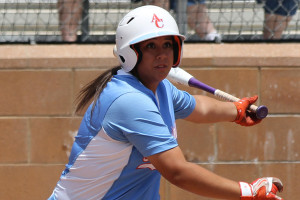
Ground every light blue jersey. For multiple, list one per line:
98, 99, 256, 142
49, 69, 196, 200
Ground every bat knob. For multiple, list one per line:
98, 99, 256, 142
256, 105, 268, 119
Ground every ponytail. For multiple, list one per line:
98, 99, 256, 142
75, 66, 122, 113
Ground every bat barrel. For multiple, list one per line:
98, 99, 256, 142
256, 105, 268, 119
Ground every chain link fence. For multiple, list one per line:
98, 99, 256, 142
0, 0, 299, 43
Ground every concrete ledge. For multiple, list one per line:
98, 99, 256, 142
183, 43, 300, 67
0, 45, 118, 68
1, 44, 300, 68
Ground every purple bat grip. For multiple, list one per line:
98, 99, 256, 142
188, 77, 216, 94
188, 77, 268, 119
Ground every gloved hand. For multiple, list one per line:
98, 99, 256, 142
233, 95, 262, 126
240, 177, 284, 200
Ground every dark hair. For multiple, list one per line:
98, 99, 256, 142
75, 65, 122, 113
75, 43, 142, 114
75, 43, 140, 114
75, 37, 178, 113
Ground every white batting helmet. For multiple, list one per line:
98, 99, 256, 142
114, 5, 185, 72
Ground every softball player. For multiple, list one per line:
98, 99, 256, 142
49, 5, 283, 200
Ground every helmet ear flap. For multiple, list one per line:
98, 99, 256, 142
130, 44, 143, 70
172, 36, 183, 67
116, 45, 138, 72
113, 45, 126, 63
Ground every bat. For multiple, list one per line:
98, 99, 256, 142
167, 67, 268, 119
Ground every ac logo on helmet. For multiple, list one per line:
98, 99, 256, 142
152, 14, 164, 28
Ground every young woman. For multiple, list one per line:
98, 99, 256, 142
49, 5, 283, 200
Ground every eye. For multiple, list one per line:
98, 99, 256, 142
164, 41, 173, 48
146, 42, 156, 49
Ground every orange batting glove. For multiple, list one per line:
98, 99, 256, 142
240, 177, 284, 200
233, 95, 262, 126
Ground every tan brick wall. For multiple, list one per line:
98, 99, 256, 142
0, 44, 299, 200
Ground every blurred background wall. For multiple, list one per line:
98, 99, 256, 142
0, 0, 300, 199
0, 44, 299, 199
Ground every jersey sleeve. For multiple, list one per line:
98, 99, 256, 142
102, 92, 178, 157
165, 80, 196, 119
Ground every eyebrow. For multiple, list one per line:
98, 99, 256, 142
146, 36, 173, 42
140, 37, 173, 49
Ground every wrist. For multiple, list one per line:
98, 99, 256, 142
233, 102, 243, 122
239, 182, 253, 200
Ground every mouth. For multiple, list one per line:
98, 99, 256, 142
155, 64, 168, 69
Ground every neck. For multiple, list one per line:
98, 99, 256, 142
131, 68, 159, 94
142, 81, 158, 94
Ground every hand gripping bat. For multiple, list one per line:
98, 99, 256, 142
167, 67, 268, 119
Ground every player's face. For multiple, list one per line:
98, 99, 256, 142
136, 36, 174, 92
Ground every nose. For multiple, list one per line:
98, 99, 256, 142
156, 47, 168, 60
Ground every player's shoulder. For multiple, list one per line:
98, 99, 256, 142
113, 91, 156, 111
160, 78, 178, 91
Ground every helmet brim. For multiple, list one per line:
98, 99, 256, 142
129, 31, 186, 45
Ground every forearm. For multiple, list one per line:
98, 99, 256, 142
151, 147, 241, 199
185, 95, 237, 123
169, 162, 240, 200
150, 147, 283, 199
